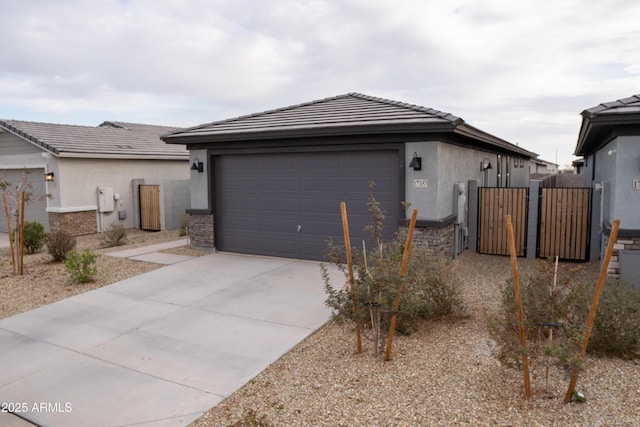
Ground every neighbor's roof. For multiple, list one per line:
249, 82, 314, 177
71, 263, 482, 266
163, 93, 537, 158
575, 94, 640, 156
0, 119, 188, 159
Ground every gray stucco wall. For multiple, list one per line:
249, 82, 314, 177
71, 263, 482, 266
161, 179, 190, 230
405, 141, 530, 221
590, 138, 640, 228
613, 136, 640, 229
189, 149, 209, 210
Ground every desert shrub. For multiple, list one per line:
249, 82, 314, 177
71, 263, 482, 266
65, 249, 98, 283
100, 222, 128, 248
44, 230, 77, 262
491, 258, 640, 371
491, 259, 587, 370
322, 184, 464, 355
584, 279, 640, 359
23, 221, 47, 254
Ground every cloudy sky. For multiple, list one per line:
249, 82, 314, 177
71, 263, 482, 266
1, 0, 639, 167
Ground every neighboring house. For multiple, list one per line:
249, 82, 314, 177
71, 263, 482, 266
574, 94, 640, 285
530, 157, 558, 176
163, 93, 536, 260
0, 120, 190, 235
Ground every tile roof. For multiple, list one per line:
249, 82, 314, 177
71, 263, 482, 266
581, 95, 640, 118
575, 94, 640, 156
0, 119, 188, 159
163, 92, 537, 158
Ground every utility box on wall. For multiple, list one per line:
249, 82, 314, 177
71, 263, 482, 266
619, 250, 640, 288
97, 186, 115, 213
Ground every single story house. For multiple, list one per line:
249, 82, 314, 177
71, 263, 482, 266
575, 94, 640, 285
163, 93, 536, 261
530, 158, 558, 176
0, 120, 190, 235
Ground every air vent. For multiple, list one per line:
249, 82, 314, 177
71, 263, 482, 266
116, 145, 133, 149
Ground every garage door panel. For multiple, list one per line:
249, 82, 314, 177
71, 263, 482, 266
260, 198, 299, 212
224, 197, 260, 210
301, 177, 344, 191
215, 150, 400, 260
260, 177, 300, 190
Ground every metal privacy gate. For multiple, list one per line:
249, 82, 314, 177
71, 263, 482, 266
538, 188, 590, 260
478, 187, 591, 260
478, 187, 528, 256
139, 185, 161, 231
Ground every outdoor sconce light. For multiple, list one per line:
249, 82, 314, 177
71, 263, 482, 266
481, 158, 493, 171
409, 152, 422, 171
44, 172, 55, 182
191, 158, 204, 173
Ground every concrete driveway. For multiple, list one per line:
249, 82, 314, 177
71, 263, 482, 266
0, 251, 335, 426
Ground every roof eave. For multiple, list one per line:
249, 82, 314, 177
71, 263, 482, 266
574, 112, 640, 156
58, 152, 189, 160
454, 123, 537, 158
162, 122, 458, 145
0, 121, 60, 156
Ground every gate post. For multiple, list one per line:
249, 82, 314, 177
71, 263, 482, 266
467, 180, 479, 253
526, 180, 540, 259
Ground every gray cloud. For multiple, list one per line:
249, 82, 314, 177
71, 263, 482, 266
1, 0, 639, 166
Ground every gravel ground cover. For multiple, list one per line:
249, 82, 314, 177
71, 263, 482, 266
0, 229, 202, 319
191, 252, 640, 427
2, 236, 638, 426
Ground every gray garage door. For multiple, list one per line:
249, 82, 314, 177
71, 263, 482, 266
0, 169, 49, 233
215, 150, 401, 261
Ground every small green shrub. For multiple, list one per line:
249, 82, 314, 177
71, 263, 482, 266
23, 221, 47, 254
100, 222, 128, 248
490, 259, 586, 371
491, 258, 640, 371
585, 279, 640, 359
322, 183, 464, 356
65, 249, 98, 283
44, 230, 77, 262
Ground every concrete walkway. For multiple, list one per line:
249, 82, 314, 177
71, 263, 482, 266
0, 248, 334, 426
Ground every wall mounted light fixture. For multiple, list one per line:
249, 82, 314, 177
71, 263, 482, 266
481, 158, 492, 171
45, 172, 55, 182
191, 158, 204, 173
409, 152, 422, 171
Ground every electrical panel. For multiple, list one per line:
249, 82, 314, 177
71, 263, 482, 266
97, 186, 115, 212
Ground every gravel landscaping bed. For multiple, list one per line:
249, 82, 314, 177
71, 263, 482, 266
191, 252, 640, 427
0, 229, 201, 319
2, 236, 638, 426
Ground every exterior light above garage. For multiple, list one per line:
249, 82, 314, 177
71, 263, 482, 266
45, 172, 55, 182
409, 152, 422, 171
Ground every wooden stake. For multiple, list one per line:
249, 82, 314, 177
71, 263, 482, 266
341, 202, 362, 354
3, 193, 16, 274
564, 219, 620, 404
19, 191, 25, 276
384, 208, 418, 362
505, 215, 531, 398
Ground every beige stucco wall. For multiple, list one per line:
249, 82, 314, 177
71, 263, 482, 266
50, 157, 189, 230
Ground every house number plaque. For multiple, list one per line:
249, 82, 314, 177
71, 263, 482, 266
633, 180, 640, 190
413, 179, 429, 189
